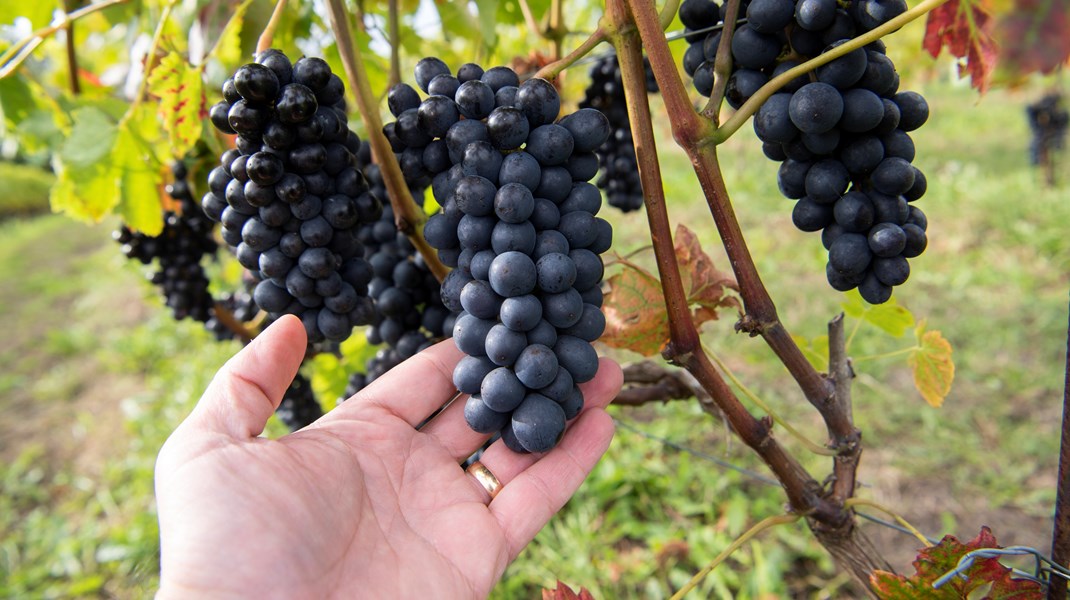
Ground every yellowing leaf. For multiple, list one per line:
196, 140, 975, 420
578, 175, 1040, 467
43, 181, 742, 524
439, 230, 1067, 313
147, 52, 206, 158
210, 0, 256, 69
908, 321, 955, 407
841, 289, 915, 338
50, 158, 119, 222
113, 112, 164, 235
601, 260, 669, 357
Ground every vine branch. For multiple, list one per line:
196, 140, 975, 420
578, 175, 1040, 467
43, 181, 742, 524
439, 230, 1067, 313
62, 0, 81, 95
0, 0, 131, 79
256, 0, 289, 55
608, 0, 840, 525
323, 0, 449, 282
701, 0, 739, 120
1049, 294, 1070, 600
388, 0, 401, 87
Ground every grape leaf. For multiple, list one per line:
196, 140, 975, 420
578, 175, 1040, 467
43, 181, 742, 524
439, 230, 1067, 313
997, 0, 1070, 76
602, 258, 669, 356
871, 526, 1043, 599
793, 334, 830, 371
147, 52, 207, 157
210, 0, 255, 69
841, 289, 915, 338
923, 0, 999, 93
112, 107, 164, 235
0, 2, 56, 29
50, 105, 164, 233
908, 321, 955, 408
542, 580, 597, 600
673, 224, 740, 327
473, 0, 500, 47
0, 74, 37, 136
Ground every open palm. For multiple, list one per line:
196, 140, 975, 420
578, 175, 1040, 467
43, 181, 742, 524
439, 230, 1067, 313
155, 315, 622, 599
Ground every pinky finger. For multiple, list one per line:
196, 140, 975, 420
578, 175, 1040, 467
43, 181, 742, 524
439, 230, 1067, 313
488, 407, 615, 560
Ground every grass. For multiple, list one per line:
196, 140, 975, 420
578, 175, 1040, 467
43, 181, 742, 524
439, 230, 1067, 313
0, 161, 55, 218
0, 80, 1068, 598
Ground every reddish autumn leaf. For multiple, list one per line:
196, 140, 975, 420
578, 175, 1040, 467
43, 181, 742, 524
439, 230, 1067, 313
997, 0, 1070, 76
601, 230, 739, 356
673, 224, 740, 327
923, 0, 999, 92
601, 257, 670, 356
871, 526, 1043, 599
542, 580, 597, 600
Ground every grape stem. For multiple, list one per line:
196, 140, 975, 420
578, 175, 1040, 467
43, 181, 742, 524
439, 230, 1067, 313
387, 0, 401, 87
62, 0, 81, 95
701, 0, 741, 122
212, 302, 257, 344
516, 0, 544, 39
534, 28, 607, 81
323, 0, 450, 283
606, 0, 841, 525
256, 0, 289, 56
709, 0, 952, 145
0, 0, 130, 80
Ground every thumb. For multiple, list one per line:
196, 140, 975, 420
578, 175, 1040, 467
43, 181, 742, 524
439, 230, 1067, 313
186, 314, 308, 439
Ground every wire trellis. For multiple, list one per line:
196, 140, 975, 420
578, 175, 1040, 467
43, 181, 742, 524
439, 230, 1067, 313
614, 417, 1069, 591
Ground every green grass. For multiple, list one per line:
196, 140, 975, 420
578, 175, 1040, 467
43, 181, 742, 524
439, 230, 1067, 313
1, 81, 1068, 598
0, 161, 55, 218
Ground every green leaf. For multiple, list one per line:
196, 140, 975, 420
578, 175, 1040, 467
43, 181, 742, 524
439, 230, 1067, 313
473, 0, 500, 47
0, 74, 37, 135
50, 105, 164, 232
147, 52, 206, 157
113, 115, 164, 235
15, 109, 64, 153
210, 0, 256, 68
59, 107, 118, 170
793, 334, 830, 371
909, 321, 955, 408
0, 2, 56, 29
841, 289, 915, 338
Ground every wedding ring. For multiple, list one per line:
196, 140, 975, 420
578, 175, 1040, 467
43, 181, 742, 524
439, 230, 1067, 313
465, 460, 502, 501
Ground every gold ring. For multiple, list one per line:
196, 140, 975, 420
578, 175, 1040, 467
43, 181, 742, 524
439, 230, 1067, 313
465, 460, 502, 501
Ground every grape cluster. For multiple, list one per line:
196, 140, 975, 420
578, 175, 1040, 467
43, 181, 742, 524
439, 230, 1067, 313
579, 55, 659, 212
387, 58, 612, 453
204, 271, 260, 341
114, 161, 218, 321
1026, 93, 1068, 167
680, 0, 930, 304
204, 49, 380, 343
275, 373, 323, 431
337, 148, 458, 396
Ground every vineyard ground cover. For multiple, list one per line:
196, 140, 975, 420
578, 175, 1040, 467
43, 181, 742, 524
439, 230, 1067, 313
0, 162, 54, 219
0, 81, 1067, 597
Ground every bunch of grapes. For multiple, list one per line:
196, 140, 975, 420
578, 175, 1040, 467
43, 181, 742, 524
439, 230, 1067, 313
203, 49, 380, 343
114, 161, 218, 322
580, 55, 659, 212
275, 373, 323, 431
680, 0, 929, 304
204, 271, 260, 341
386, 57, 612, 453
1026, 93, 1068, 166
338, 147, 458, 397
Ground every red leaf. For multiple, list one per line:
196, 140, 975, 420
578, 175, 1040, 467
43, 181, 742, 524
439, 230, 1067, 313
542, 580, 598, 600
923, 0, 999, 92
673, 224, 740, 328
997, 0, 1070, 76
871, 526, 1043, 599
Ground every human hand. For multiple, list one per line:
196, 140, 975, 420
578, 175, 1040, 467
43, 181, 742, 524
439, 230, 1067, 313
154, 314, 622, 599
